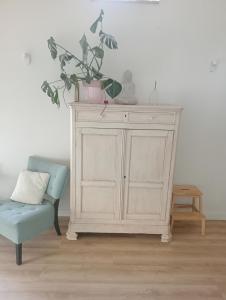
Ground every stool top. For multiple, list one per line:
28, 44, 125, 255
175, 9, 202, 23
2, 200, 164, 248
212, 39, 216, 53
173, 185, 203, 197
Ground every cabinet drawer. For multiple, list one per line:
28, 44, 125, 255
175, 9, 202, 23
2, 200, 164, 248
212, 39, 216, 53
128, 112, 176, 124
77, 110, 125, 123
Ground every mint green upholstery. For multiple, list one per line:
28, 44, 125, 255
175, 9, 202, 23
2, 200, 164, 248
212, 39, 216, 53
0, 156, 69, 245
0, 200, 54, 244
27, 156, 68, 200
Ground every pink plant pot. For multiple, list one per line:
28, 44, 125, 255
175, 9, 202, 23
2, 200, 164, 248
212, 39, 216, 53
81, 80, 105, 104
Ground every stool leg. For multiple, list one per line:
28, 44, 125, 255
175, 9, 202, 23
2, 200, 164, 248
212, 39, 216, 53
199, 196, 203, 213
171, 195, 175, 210
201, 218, 205, 235
192, 197, 196, 211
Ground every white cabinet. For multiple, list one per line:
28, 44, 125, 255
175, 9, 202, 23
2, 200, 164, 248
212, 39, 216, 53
67, 103, 182, 242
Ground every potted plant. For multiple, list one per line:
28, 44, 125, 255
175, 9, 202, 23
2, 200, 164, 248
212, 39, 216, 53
41, 10, 122, 106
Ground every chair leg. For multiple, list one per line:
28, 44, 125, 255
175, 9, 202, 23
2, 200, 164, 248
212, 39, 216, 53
16, 243, 22, 265
54, 199, 61, 236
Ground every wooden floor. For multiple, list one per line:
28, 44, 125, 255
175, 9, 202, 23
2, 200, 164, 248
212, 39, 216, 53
0, 218, 226, 300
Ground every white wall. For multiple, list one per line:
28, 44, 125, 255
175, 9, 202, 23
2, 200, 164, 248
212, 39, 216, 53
0, 0, 226, 219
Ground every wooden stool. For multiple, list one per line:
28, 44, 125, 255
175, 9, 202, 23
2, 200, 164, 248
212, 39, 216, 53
171, 185, 206, 235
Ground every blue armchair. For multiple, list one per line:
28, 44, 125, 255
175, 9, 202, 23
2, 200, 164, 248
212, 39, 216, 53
0, 156, 69, 265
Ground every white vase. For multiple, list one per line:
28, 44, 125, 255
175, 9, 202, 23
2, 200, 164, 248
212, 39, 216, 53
148, 81, 159, 105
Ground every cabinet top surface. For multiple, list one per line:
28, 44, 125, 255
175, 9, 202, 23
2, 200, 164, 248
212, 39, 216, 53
69, 102, 183, 113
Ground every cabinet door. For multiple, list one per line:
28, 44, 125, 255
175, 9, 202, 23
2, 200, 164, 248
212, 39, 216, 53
75, 128, 123, 220
123, 130, 174, 221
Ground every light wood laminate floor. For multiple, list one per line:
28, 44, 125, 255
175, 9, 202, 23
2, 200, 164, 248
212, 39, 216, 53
0, 218, 226, 300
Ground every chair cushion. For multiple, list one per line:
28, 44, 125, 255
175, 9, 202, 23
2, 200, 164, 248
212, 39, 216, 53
0, 200, 54, 244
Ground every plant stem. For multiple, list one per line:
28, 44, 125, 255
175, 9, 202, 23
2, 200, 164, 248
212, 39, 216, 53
49, 79, 63, 85
75, 81, 80, 102
62, 86, 68, 108
88, 42, 103, 71
56, 43, 83, 64
56, 43, 88, 77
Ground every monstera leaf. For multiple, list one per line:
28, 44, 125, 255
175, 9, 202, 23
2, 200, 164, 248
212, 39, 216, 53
41, 81, 60, 106
106, 80, 122, 98
92, 46, 104, 59
90, 9, 104, 33
59, 53, 73, 70
101, 79, 122, 98
60, 73, 72, 90
41, 81, 54, 97
99, 31, 118, 49
79, 34, 89, 62
52, 89, 60, 106
47, 37, 57, 59
101, 78, 113, 89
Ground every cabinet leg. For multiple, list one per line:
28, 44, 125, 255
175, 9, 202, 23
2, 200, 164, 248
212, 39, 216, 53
161, 232, 172, 243
170, 218, 174, 234
66, 221, 78, 240
66, 230, 78, 240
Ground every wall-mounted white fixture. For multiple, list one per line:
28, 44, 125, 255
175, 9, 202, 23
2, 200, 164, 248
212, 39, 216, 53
22, 52, 32, 65
209, 59, 219, 72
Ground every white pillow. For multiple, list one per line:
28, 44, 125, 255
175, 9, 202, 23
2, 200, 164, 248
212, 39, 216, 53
11, 170, 50, 204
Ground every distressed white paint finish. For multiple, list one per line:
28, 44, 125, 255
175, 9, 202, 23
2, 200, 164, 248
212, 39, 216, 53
67, 103, 182, 242
123, 130, 174, 221
76, 127, 123, 220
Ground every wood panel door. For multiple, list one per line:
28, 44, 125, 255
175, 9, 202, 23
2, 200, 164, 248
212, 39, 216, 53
123, 130, 174, 221
75, 128, 124, 221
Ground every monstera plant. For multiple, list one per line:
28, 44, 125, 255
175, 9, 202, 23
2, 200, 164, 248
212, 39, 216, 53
41, 10, 122, 106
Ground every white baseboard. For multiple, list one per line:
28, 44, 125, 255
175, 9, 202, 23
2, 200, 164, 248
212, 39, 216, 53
205, 213, 226, 220
59, 209, 70, 217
